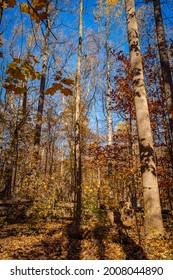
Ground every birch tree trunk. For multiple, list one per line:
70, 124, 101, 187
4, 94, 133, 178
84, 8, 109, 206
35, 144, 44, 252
74, 0, 83, 222
125, 0, 164, 238
153, 0, 173, 157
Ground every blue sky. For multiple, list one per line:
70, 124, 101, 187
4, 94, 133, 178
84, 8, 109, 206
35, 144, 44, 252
0, 0, 172, 139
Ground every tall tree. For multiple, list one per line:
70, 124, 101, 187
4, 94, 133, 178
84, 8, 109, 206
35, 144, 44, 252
105, 21, 113, 199
74, 0, 83, 222
125, 0, 164, 238
26, 1, 56, 164
152, 0, 173, 156
34, 24, 50, 161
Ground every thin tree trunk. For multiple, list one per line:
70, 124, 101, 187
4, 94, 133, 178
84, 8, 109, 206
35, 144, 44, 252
22, 91, 27, 116
125, 0, 164, 238
34, 27, 49, 162
153, 0, 173, 149
74, 0, 83, 223
105, 23, 113, 147
0, 6, 3, 25
94, 100, 101, 208
105, 22, 113, 200
49, 141, 54, 176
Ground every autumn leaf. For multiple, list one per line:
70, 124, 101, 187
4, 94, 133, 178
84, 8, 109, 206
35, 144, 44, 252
61, 78, 74, 87
33, 0, 46, 11
0, 0, 16, 8
39, 12, 48, 20
20, 3, 29, 13
13, 58, 23, 64
55, 71, 62, 81
45, 83, 63, 95
55, 84, 64, 91
3, 56, 40, 94
61, 88, 73, 96
7, 62, 17, 69
106, 0, 118, 6
45, 82, 73, 96
35, 72, 41, 79
0, 1, 8, 8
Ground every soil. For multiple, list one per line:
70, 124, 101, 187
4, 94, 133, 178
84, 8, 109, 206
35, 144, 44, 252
0, 221, 172, 260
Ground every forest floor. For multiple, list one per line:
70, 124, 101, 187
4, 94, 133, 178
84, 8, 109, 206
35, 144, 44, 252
0, 220, 172, 260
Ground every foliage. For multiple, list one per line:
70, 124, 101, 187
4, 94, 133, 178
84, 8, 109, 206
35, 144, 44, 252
3, 56, 40, 94
0, 0, 172, 259
20, 1, 49, 23
0, 0, 16, 9
45, 71, 74, 96
19, 174, 58, 222
106, 0, 118, 6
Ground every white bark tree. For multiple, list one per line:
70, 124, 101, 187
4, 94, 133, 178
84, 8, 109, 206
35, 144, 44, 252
125, 0, 164, 238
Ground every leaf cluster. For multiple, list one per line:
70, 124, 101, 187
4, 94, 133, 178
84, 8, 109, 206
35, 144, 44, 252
0, 0, 16, 9
20, 1, 48, 23
45, 71, 74, 96
3, 55, 40, 94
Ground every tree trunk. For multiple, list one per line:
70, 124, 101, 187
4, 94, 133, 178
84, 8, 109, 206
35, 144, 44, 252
22, 91, 27, 116
0, 6, 3, 25
153, 0, 173, 150
105, 24, 113, 147
125, 0, 164, 238
34, 27, 49, 162
74, 0, 83, 223
105, 22, 113, 201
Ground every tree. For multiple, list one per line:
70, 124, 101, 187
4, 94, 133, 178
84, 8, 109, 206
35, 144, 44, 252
125, 0, 164, 238
33, 24, 50, 163
21, 0, 58, 164
74, 0, 83, 222
95, 0, 120, 204
152, 0, 173, 157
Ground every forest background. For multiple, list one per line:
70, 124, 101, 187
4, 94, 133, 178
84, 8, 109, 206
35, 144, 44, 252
0, 0, 173, 260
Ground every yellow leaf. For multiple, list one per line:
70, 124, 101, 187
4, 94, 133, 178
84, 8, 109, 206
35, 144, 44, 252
33, 0, 45, 11
20, 3, 29, 13
35, 72, 41, 79
13, 58, 23, 64
2, 2, 8, 8
7, 62, 17, 70
106, 0, 118, 5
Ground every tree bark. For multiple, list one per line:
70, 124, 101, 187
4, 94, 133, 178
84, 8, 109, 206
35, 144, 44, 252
74, 0, 83, 223
125, 0, 164, 238
105, 21, 113, 200
0, 6, 3, 25
34, 27, 49, 162
153, 0, 173, 150
105, 23, 113, 147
